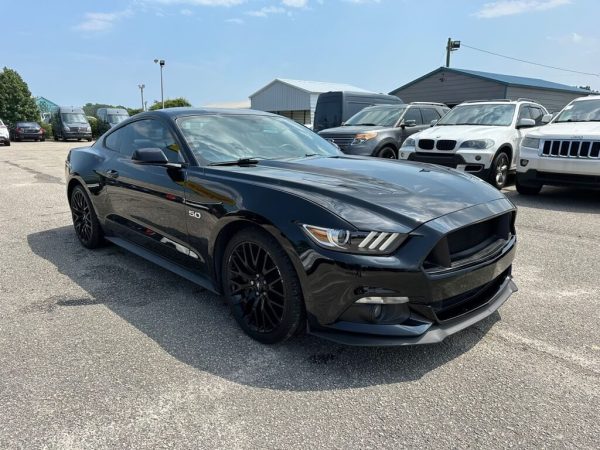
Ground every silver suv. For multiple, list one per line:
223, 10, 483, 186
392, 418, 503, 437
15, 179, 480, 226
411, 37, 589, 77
318, 102, 450, 159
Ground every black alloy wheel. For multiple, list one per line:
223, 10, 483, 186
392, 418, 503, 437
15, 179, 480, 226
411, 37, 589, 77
490, 151, 510, 189
70, 185, 103, 248
377, 146, 397, 159
223, 228, 304, 344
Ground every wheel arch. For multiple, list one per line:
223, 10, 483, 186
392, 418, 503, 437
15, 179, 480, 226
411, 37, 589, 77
495, 144, 514, 168
372, 139, 398, 157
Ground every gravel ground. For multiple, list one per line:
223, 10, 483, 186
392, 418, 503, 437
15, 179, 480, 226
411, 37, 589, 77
0, 141, 598, 449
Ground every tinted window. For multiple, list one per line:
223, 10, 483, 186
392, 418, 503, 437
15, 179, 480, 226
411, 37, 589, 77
104, 119, 184, 162
314, 100, 342, 131
61, 113, 88, 124
420, 108, 440, 124
403, 107, 423, 125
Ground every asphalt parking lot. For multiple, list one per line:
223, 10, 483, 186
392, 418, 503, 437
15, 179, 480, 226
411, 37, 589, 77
1, 141, 599, 449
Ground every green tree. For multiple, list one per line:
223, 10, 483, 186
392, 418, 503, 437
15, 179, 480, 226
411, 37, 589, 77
149, 97, 191, 110
82, 102, 127, 117
127, 107, 143, 116
0, 67, 40, 126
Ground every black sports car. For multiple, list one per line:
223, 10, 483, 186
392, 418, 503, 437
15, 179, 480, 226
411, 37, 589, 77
65, 108, 517, 345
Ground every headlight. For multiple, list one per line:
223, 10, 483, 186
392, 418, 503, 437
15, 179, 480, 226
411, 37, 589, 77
351, 131, 377, 145
302, 224, 407, 255
401, 138, 415, 148
459, 139, 495, 149
63, 126, 70, 132
86, 126, 92, 131
521, 137, 540, 149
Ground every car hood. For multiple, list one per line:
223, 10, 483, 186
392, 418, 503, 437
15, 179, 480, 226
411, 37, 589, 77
218, 156, 506, 232
527, 121, 600, 139
416, 124, 510, 141
318, 125, 388, 136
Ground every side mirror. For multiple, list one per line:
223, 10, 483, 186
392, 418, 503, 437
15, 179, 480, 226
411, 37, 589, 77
132, 147, 169, 164
430, 119, 438, 127
516, 118, 536, 129
401, 119, 417, 129
541, 113, 553, 124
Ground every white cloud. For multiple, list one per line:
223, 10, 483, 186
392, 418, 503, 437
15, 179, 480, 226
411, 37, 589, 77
282, 0, 308, 7
225, 17, 245, 23
146, 0, 245, 5
246, 6, 286, 17
343, 0, 381, 3
180, 8, 193, 15
474, 0, 570, 19
74, 10, 132, 32
547, 32, 597, 46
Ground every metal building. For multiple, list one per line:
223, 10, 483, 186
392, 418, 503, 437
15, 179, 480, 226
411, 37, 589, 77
250, 78, 372, 126
390, 67, 592, 112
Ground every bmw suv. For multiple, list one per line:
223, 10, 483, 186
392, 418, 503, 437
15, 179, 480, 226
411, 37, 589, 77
399, 99, 548, 189
318, 103, 449, 159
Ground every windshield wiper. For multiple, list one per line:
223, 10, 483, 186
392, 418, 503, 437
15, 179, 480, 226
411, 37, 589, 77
209, 158, 262, 166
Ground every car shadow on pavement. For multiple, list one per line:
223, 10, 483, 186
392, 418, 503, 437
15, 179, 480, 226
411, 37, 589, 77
504, 186, 600, 214
28, 226, 499, 391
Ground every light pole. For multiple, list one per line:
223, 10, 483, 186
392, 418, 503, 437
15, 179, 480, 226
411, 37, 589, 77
138, 84, 145, 111
445, 38, 461, 67
153, 59, 165, 109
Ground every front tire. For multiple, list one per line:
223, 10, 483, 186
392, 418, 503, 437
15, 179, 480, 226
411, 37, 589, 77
222, 228, 305, 344
516, 177, 542, 195
376, 146, 397, 159
69, 185, 104, 248
489, 150, 510, 189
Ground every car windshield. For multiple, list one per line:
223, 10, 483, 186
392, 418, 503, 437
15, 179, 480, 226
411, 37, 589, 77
62, 113, 88, 124
108, 114, 128, 125
18, 122, 39, 127
437, 104, 516, 126
177, 114, 341, 163
554, 99, 600, 123
344, 107, 406, 127
177, 114, 341, 164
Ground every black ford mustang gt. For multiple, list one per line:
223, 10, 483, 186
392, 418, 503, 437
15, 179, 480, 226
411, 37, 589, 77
65, 108, 517, 345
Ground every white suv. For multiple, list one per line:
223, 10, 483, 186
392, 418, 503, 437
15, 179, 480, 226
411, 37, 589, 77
516, 95, 600, 195
0, 119, 10, 146
399, 99, 548, 189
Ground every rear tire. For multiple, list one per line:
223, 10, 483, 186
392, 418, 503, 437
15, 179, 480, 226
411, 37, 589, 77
5, 141, 10, 146
489, 150, 510, 189
377, 146, 397, 159
516, 177, 542, 195
69, 185, 104, 249
222, 228, 305, 344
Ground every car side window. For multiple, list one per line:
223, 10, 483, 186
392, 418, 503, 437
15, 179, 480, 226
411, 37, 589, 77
518, 105, 532, 120
420, 108, 440, 124
105, 120, 184, 162
404, 108, 423, 125
529, 107, 544, 125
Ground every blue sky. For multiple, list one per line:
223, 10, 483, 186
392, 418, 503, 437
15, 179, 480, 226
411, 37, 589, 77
4, 0, 600, 108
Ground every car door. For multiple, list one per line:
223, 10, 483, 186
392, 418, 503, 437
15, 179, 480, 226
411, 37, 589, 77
101, 119, 195, 267
398, 107, 426, 144
513, 105, 536, 167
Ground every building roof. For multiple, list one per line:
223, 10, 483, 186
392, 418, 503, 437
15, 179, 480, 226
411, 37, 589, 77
390, 67, 592, 95
251, 78, 373, 98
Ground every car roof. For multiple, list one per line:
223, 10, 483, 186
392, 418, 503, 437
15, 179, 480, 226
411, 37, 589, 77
138, 107, 277, 120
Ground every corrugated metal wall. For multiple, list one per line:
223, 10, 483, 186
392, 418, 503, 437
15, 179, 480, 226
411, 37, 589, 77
505, 87, 582, 113
251, 81, 312, 111
392, 71, 505, 106
275, 110, 312, 124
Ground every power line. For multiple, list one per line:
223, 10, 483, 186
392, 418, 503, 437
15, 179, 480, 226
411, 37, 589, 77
461, 43, 599, 78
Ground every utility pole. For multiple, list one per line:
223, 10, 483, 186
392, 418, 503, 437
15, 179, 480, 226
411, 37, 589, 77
154, 59, 165, 109
138, 84, 145, 111
446, 38, 461, 67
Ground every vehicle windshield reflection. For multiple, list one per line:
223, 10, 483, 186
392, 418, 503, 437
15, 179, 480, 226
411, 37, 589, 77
176, 114, 341, 164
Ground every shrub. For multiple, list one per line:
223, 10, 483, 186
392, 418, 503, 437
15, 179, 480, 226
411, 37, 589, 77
40, 122, 52, 138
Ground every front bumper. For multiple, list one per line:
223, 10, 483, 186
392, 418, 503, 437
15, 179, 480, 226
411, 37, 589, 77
402, 150, 492, 179
63, 131, 92, 139
311, 276, 517, 346
518, 168, 600, 188
300, 198, 518, 345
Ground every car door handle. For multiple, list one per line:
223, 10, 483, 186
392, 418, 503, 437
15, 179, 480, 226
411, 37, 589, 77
105, 169, 119, 179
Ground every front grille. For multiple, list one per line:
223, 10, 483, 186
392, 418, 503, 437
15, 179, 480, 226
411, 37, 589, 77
418, 139, 434, 150
322, 135, 354, 148
436, 140, 456, 151
541, 140, 600, 159
424, 212, 515, 271
408, 153, 465, 168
